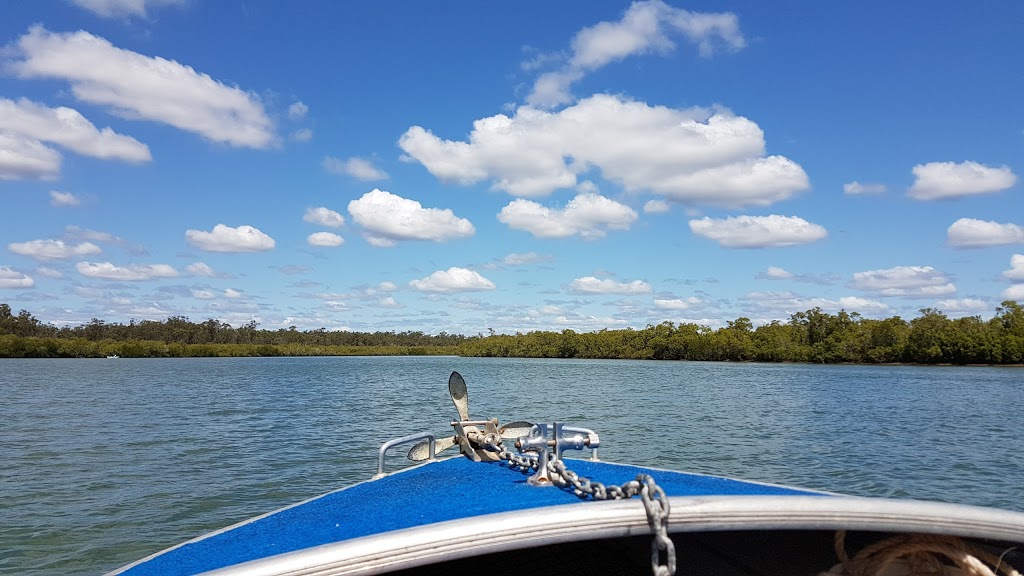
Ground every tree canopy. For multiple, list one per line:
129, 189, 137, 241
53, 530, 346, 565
1, 302, 1022, 364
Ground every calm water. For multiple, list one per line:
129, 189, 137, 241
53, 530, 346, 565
2, 357, 1022, 575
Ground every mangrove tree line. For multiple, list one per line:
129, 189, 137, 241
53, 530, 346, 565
1, 301, 1023, 364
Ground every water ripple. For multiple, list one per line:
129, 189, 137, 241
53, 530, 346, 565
2, 357, 1022, 576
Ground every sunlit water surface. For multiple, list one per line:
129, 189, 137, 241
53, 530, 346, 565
2, 357, 1022, 575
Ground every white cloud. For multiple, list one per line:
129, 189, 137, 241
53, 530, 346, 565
323, 156, 388, 181
224, 288, 243, 299
36, 266, 63, 278
908, 161, 1018, 200
374, 296, 403, 309
303, 207, 344, 228
526, 1, 744, 107
843, 181, 886, 195
191, 289, 215, 300
653, 296, 704, 310
289, 128, 313, 142
502, 252, 550, 266
498, 193, 637, 239
0, 266, 34, 289
10, 26, 273, 148
689, 215, 827, 248
186, 262, 215, 276
185, 224, 276, 253
307, 232, 344, 247
8, 239, 101, 260
70, 0, 185, 18
947, 218, 1024, 248
76, 261, 178, 281
49, 190, 80, 207
348, 189, 474, 247
400, 94, 807, 207
287, 101, 308, 121
756, 266, 794, 280
935, 298, 988, 313
850, 266, 956, 297
836, 296, 890, 312
0, 130, 61, 180
409, 267, 496, 293
1002, 284, 1024, 301
0, 98, 150, 163
741, 291, 889, 315
569, 276, 651, 295
1003, 254, 1024, 282
643, 199, 671, 214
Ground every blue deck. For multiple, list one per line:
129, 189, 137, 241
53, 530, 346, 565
117, 457, 821, 575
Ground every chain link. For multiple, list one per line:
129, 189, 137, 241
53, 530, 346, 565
490, 439, 676, 576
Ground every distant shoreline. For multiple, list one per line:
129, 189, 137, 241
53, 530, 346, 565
3, 302, 1023, 366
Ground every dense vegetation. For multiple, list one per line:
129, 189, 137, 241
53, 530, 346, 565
0, 303, 466, 358
2, 301, 1023, 364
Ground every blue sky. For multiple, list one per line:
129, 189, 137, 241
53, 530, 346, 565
1, 0, 1022, 334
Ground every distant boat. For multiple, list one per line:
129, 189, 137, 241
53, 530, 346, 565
107, 371, 1024, 576
106, 354, 120, 359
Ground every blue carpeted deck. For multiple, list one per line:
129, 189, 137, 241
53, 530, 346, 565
117, 458, 820, 575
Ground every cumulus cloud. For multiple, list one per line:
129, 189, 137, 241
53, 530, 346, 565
0, 266, 34, 289
224, 288, 243, 299
70, 0, 185, 18
643, 199, 671, 214
498, 193, 637, 239
323, 156, 388, 181
653, 296, 705, 310
843, 181, 886, 195
347, 189, 474, 247
186, 262, 215, 276
1003, 254, 1024, 282
372, 296, 403, 309
64, 225, 145, 255
8, 239, 101, 260
49, 190, 80, 207
947, 218, 1024, 248
0, 98, 150, 165
10, 26, 274, 148
741, 291, 890, 315
303, 207, 344, 228
287, 101, 308, 121
756, 266, 794, 280
755, 266, 838, 285
289, 128, 313, 142
36, 266, 63, 278
568, 276, 651, 295
0, 130, 61, 180
185, 224, 276, 253
850, 266, 956, 297
526, 0, 744, 107
76, 261, 178, 281
689, 215, 827, 248
307, 232, 344, 247
935, 298, 988, 313
1003, 284, 1024, 300
409, 267, 496, 293
191, 289, 215, 300
400, 94, 808, 207
908, 161, 1017, 200
502, 252, 551, 266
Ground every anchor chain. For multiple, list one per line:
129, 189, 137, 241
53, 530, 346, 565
487, 438, 676, 576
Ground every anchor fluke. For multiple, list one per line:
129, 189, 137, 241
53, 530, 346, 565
448, 371, 469, 422
499, 421, 534, 440
407, 435, 458, 462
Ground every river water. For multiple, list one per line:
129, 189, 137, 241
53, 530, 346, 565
2, 357, 1022, 575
